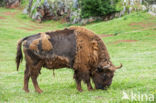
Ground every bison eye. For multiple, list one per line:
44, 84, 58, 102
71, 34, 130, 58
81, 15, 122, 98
97, 67, 103, 72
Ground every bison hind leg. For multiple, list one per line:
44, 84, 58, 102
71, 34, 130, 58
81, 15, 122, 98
23, 63, 30, 93
29, 61, 43, 93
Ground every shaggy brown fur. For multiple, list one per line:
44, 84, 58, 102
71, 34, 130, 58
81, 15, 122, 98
29, 33, 52, 51
29, 39, 40, 51
44, 56, 70, 69
70, 26, 110, 67
69, 26, 110, 62
69, 26, 96, 37
40, 33, 53, 51
70, 26, 99, 66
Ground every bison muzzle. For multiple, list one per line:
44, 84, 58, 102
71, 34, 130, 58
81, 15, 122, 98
16, 26, 122, 93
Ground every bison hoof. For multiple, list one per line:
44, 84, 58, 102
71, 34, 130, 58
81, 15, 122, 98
23, 88, 29, 93
35, 89, 43, 93
78, 89, 83, 92
88, 88, 93, 91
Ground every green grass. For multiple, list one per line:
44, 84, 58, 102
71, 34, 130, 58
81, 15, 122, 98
0, 8, 156, 103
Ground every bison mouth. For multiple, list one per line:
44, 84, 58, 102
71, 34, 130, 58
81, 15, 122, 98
95, 83, 111, 90
94, 78, 113, 90
96, 85, 106, 90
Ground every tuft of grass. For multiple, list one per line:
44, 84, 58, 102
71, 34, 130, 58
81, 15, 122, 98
0, 8, 156, 103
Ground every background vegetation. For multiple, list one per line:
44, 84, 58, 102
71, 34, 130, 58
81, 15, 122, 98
80, 0, 121, 18
144, 0, 156, 4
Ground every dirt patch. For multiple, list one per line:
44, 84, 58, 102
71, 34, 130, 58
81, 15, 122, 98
99, 34, 114, 37
112, 40, 138, 44
18, 24, 43, 31
0, 16, 6, 19
129, 22, 156, 28
18, 27, 34, 31
3, 12, 16, 16
29, 25, 43, 29
149, 17, 156, 20
95, 96, 103, 99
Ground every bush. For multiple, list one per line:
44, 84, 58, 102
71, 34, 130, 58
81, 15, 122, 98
0, 0, 4, 7
80, 0, 120, 18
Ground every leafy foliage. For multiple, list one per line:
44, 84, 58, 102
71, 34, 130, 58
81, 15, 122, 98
80, 0, 120, 18
0, 0, 4, 7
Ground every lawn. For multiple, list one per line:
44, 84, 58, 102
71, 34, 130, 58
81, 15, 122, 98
0, 8, 156, 103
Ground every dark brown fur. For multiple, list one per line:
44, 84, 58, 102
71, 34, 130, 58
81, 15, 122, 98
16, 26, 122, 93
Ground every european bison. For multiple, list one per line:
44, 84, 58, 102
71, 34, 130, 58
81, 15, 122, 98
16, 26, 122, 93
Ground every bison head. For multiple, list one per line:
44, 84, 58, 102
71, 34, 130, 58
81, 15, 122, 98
92, 63, 122, 90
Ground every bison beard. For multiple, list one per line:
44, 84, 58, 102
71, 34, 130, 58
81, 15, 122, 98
16, 26, 122, 93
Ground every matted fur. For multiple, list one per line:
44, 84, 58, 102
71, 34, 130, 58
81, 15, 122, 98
70, 26, 110, 63
44, 55, 70, 69
29, 33, 53, 51
29, 39, 40, 51
94, 35, 111, 65
69, 26, 96, 38
71, 26, 99, 71
40, 33, 53, 51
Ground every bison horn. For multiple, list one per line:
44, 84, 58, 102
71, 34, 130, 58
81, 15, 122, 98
103, 65, 110, 69
114, 63, 122, 69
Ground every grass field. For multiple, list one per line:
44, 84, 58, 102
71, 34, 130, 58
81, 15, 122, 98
0, 8, 156, 103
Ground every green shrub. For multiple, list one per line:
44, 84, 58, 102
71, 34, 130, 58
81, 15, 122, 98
80, 0, 120, 18
0, 0, 4, 7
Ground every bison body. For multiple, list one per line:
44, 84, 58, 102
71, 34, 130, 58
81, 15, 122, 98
16, 26, 122, 93
23, 29, 76, 69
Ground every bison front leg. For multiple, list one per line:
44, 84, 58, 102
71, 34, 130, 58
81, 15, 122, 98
74, 70, 93, 92
74, 70, 83, 92
83, 72, 93, 91
76, 80, 82, 92
23, 63, 30, 93
86, 79, 93, 91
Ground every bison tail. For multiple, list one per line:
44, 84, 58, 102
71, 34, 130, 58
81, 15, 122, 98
16, 39, 24, 71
